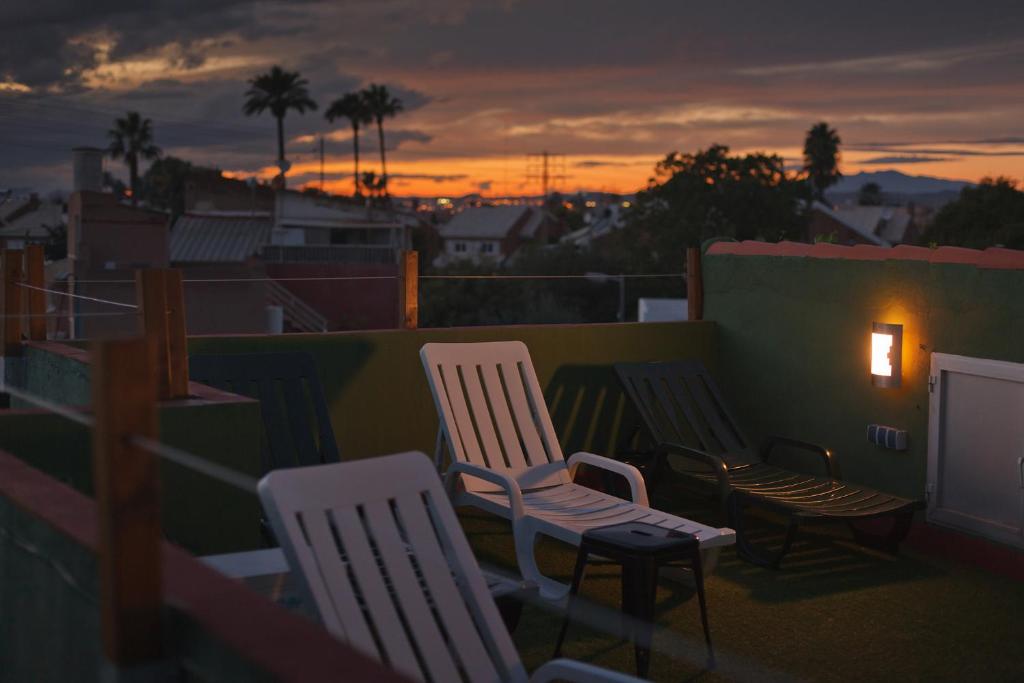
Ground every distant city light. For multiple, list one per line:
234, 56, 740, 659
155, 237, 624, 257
436, 197, 452, 206
621, 201, 631, 208
585, 200, 597, 208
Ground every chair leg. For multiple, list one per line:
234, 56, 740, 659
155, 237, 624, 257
848, 510, 915, 554
553, 546, 590, 658
729, 493, 799, 569
690, 548, 714, 668
514, 521, 567, 599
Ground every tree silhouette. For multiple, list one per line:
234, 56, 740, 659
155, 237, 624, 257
243, 66, 317, 182
360, 84, 404, 195
922, 177, 1024, 248
858, 182, 884, 206
107, 111, 161, 206
803, 122, 842, 202
325, 92, 373, 197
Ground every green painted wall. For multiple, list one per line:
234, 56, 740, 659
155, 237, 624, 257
1, 323, 714, 555
188, 321, 717, 462
703, 254, 1024, 498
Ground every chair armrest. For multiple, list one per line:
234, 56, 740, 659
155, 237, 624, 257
531, 658, 646, 683
444, 462, 526, 520
761, 435, 839, 479
655, 441, 729, 474
567, 452, 648, 506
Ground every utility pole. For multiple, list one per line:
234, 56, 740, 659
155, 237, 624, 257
526, 151, 567, 203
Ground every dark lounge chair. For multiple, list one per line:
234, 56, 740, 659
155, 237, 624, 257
189, 351, 340, 472
614, 360, 924, 568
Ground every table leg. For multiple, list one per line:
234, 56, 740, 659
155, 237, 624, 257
622, 557, 658, 679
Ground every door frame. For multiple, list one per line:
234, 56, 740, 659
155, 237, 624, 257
928, 352, 1024, 549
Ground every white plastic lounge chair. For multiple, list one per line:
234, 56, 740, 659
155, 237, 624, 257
420, 341, 736, 598
259, 451, 643, 683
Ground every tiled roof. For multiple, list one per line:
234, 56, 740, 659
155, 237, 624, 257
439, 206, 529, 239
170, 214, 272, 263
706, 240, 1024, 269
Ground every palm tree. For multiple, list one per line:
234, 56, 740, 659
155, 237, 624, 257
360, 83, 404, 195
325, 92, 372, 197
803, 122, 842, 202
243, 66, 318, 182
107, 111, 161, 206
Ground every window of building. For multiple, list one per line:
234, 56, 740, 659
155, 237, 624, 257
481, 242, 495, 254
454, 242, 467, 252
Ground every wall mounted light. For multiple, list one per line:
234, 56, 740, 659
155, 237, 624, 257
871, 322, 903, 387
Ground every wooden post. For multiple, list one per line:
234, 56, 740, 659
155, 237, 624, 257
163, 269, 189, 399
92, 337, 162, 668
687, 247, 703, 322
399, 250, 418, 330
26, 244, 46, 341
136, 269, 170, 399
136, 268, 189, 400
2, 249, 25, 356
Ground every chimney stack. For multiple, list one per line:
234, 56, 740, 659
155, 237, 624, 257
71, 147, 104, 193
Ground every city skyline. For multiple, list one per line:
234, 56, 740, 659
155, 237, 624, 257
2, 1, 1023, 196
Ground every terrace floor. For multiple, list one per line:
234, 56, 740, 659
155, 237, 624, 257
460, 472, 1024, 682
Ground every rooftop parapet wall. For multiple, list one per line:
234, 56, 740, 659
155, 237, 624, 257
703, 241, 1024, 499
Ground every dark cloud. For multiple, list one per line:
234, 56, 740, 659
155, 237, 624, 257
574, 160, 623, 168
862, 156, 952, 165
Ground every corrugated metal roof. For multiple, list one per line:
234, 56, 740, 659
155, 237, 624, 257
170, 214, 273, 263
439, 206, 529, 239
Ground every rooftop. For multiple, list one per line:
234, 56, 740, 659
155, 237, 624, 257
1, 242, 1022, 681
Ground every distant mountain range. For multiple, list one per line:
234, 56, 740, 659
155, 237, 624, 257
829, 170, 972, 196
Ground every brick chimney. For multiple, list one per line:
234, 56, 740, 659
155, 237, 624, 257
71, 147, 104, 193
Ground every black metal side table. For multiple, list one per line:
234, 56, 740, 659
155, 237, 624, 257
553, 522, 714, 677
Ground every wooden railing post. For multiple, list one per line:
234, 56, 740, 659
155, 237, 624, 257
92, 337, 162, 671
687, 247, 704, 321
2, 249, 25, 356
26, 244, 46, 341
136, 268, 189, 400
164, 269, 189, 398
399, 250, 418, 330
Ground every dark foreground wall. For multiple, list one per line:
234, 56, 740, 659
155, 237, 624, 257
703, 241, 1024, 498
0, 450, 406, 683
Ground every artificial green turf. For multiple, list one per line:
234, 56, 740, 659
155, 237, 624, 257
458, 482, 1024, 682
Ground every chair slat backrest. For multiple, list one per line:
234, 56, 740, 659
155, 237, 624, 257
615, 360, 757, 465
420, 342, 571, 492
189, 352, 340, 472
259, 452, 527, 683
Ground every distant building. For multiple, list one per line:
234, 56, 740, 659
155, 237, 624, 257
435, 205, 558, 266
561, 201, 629, 248
808, 202, 918, 246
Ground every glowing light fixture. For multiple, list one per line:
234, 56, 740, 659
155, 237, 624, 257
871, 322, 902, 387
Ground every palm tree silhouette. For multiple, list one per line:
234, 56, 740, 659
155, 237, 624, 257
243, 65, 318, 183
325, 92, 372, 197
803, 122, 842, 202
107, 111, 161, 206
360, 84, 404, 195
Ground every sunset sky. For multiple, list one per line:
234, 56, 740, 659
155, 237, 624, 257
1, 1, 1023, 197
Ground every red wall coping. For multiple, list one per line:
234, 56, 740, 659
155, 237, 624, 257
706, 241, 1024, 270
0, 450, 408, 683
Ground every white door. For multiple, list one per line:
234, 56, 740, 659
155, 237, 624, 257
928, 353, 1024, 549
